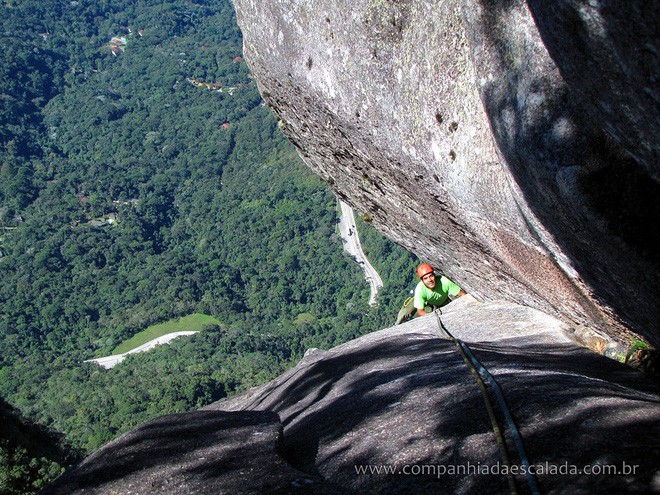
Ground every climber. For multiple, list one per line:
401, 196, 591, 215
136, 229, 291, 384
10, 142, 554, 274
413, 263, 466, 316
395, 263, 467, 325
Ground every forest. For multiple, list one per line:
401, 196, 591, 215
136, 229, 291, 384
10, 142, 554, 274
0, 0, 418, 492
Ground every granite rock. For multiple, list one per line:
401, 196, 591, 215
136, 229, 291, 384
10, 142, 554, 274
230, 0, 660, 348
41, 410, 342, 494
45, 300, 659, 494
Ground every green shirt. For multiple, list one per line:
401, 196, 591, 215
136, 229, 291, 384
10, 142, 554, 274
413, 276, 462, 310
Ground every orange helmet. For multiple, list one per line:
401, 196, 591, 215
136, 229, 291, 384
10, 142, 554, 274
416, 263, 435, 279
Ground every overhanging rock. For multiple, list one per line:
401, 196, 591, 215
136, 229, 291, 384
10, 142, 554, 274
230, 0, 660, 348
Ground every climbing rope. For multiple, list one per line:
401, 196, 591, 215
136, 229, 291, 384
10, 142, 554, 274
434, 311, 540, 495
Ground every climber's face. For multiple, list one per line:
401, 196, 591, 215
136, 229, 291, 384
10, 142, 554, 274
421, 272, 436, 289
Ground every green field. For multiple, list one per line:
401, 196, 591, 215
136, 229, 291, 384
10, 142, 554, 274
112, 314, 221, 354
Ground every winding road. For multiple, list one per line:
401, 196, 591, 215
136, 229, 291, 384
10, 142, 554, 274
88, 202, 382, 369
338, 200, 383, 305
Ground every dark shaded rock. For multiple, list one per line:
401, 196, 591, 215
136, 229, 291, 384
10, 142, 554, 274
206, 299, 660, 493
230, 0, 660, 348
40, 410, 340, 495
44, 300, 660, 493
462, 0, 660, 345
525, 0, 659, 179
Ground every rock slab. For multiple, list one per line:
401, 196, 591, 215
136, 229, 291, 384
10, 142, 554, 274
44, 300, 659, 494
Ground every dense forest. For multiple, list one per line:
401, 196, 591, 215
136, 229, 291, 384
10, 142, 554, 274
0, 0, 418, 492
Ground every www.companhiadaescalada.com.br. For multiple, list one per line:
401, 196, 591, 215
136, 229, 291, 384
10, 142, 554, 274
354, 461, 639, 478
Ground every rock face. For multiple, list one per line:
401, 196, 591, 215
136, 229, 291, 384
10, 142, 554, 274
43, 299, 660, 494
40, 410, 342, 494
230, 0, 659, 347
41, 4, 660, 493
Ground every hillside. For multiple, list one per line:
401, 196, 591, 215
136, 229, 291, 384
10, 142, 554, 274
5, 0, 660, 492
0, 0, 418, 491
0, 397, 80, 495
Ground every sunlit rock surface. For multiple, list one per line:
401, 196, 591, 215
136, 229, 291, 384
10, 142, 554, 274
43, 299, 660, 494
230, 0, 659, 349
